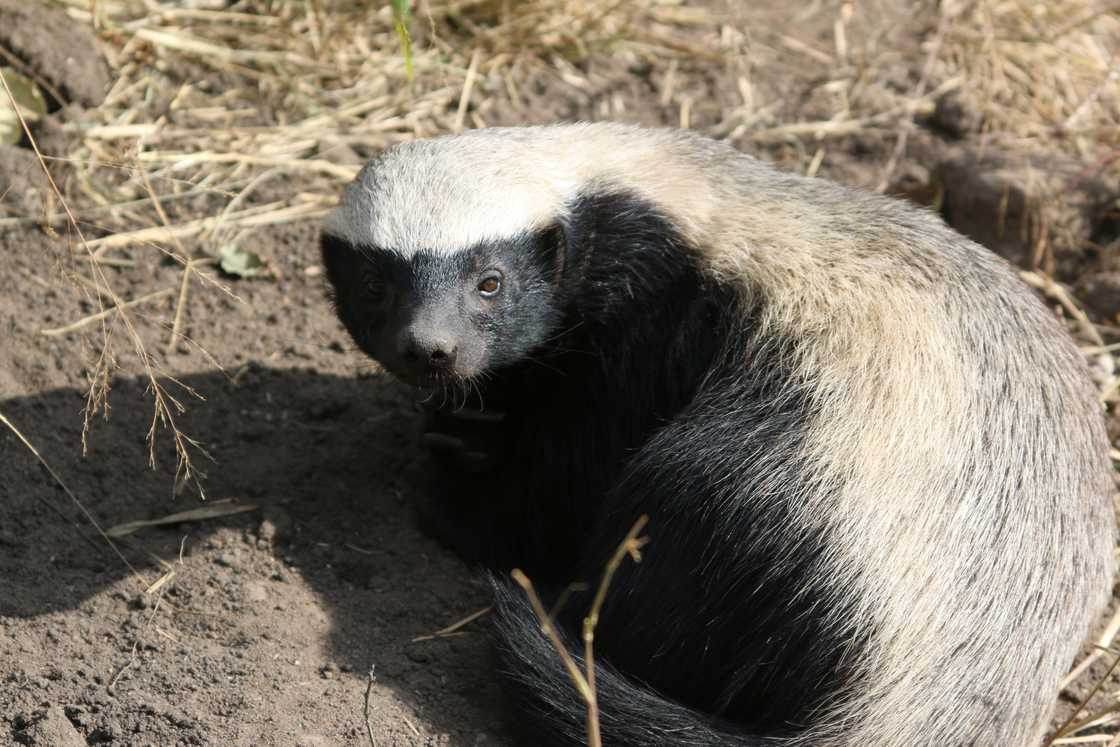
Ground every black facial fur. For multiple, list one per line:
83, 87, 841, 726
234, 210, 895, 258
321, 230, 564, 387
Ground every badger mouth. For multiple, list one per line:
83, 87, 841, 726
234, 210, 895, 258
408, 370, 489, 412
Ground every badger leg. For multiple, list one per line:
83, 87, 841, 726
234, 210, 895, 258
411, 402, 519, 566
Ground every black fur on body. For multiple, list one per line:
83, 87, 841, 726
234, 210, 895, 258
321, 123, 1115, 746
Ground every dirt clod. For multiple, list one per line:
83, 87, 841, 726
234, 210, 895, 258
0, 144, 45, 214
937, 146, 1115, 279
13, 706, 85, 747
0, 0, 109, 108
1077, 272, 1120, 324
929, 90, 983, 139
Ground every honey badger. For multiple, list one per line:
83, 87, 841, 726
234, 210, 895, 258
321, 123, 1115, 746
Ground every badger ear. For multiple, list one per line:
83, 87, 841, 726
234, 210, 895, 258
543, 212, 587, 284
540, 223, 568, 282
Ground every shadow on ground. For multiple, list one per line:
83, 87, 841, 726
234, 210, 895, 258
0, 365, 516, 744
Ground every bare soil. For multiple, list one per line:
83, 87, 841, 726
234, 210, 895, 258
1, 2, 1118, 745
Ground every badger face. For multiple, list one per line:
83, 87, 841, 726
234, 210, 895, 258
321, 229, 565, 388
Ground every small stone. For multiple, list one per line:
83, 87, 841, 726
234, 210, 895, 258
257, 519, 279, 543
244, 582, 269, 603
930, 90, 983, 138
404, 644, 431, 664
1077, 271, 1120, 322
214, 552, 238, 568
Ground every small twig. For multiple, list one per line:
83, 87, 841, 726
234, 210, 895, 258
39, 287, 176, 337
1019, 271, 1105, 347
136, 166, 196, 351
0, 47, 67, 107
547, 581, 591, 620
511, 515, 650, 747
411, 606, 492, 642
1058, 700, 1120, 741
1062, 604, 1120, 689
510, 569, 593, 702
169, 262, 193, 349
1046, 647, 1120, 746
454, 49, 482, 132
108, 583, 170, 694
582, 515, 649, 747
364, 666, 378, 747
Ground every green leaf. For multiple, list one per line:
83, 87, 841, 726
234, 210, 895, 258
390, 0, 414, 83
219, 244, 267, 278
0, 68, 47, 145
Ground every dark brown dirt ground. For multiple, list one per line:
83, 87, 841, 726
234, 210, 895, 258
2, 2, 1119, 746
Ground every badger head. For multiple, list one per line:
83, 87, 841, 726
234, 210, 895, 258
319, 131, 581, 388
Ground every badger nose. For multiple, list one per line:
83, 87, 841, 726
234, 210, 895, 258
403, 336, 457, 370
426, 343, 457, 369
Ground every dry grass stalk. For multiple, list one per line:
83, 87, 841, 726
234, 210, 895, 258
940, 0, 1120, 154
511, 514, 649, 747
2, 69, 209, 491
581, 515, 650, 747
364, 666, 378, 747
411, 606, 493, 642
1062, 604, 1120, 689
108, 581, 171, 695
104, 499, 259, 538
39, 287, 175, 337
1046, 646, 1120, 746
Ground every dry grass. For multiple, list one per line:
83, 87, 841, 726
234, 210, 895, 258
17, 0, 674, 491
939, 0, 1120, 156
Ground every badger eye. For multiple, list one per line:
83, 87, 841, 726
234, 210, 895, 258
478, 271, 503, 297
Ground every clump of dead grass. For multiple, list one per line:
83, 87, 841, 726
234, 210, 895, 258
939, 0, 1120, 157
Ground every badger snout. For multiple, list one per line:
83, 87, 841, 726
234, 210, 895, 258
393, 317, 481, 385
401, 331, 458, 372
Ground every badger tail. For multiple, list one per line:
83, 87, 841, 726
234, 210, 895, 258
489, 575, 776, 746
